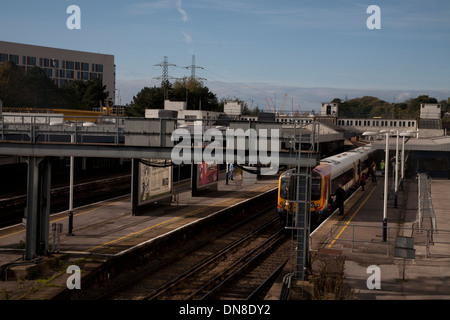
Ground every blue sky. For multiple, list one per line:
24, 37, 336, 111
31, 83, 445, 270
1, 0, 449, 111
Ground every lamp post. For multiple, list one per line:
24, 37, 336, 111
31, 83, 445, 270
67, 123, 75, 236
363, 130, 389, 242
391, 130, 399, 208
379, 130, 390, 242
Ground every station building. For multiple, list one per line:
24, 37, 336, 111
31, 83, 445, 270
0, 40, 115, 103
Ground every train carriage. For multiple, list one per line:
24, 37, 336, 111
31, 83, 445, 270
277, 145, 373, 226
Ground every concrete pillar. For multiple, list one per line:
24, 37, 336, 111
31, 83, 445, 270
24, 157, 52, 260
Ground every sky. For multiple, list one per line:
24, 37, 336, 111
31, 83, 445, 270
1, 0, 449, 112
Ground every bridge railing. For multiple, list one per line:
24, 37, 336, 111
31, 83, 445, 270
0, 114, 126, 144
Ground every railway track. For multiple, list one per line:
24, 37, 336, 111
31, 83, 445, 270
0, 175, 131, 228
100, 207, 289, 300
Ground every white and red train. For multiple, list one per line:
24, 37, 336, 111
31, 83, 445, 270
277, 145, 373, 224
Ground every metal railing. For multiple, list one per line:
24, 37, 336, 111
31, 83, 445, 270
327, 223, 450, 258
418, 173, 436, 230
0, 114, 125, 144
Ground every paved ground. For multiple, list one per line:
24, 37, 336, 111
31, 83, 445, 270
313, 177, 450, 299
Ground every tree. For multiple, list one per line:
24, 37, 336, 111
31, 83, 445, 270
0, 60, 110, 110
23, 66, 59, 108
171, 77, 221, 112
127, 86, 165, 117
82, 77, 109, 110
0, 61, 25, 107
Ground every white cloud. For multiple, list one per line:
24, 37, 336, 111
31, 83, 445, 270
176, 0, 188, 22
116, 78, 449, 112
182, 31, 192, 43
127, 0, 172, 15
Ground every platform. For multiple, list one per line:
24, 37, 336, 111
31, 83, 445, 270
0, 173, 278, 298
312, 177, 450, 299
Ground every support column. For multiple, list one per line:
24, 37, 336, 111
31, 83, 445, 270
131, 159, 139, 216
24, 157, 52, 260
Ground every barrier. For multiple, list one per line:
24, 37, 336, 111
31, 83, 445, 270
328, 223, 450, 258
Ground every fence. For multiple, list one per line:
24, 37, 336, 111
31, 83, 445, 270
418, 173, 436, 230
0, 114, 125, 144
327, 223, 450, 258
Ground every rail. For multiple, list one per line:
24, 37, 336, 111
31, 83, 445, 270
418, 173, 436, 230
0, 114, 125, 144
328, 223, 450, 258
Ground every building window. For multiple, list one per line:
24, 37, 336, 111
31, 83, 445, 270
0, 53, 8, 62
9, 55, 19, 64
25, 56, 36, 66
44, 68, 52, 77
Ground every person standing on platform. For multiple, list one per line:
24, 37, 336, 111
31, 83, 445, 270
380, 160, 385, 175
359, 173, 366, 191
332, 184, 346, 215
229, 163, 234, 180
371, 162, 377, 185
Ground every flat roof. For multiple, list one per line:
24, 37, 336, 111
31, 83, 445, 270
371, 136, 450, 152
0, 40, 113, 57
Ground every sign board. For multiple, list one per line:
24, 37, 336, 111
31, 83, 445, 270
394, 236, 415, 259
138, 159, 172, 205
196, 162, 218, 188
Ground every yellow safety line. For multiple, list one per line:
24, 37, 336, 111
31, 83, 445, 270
85, 197, 232, 252
0, 181, 277, 250
85, 182, 277, 252
327, 184, 378, 248
0, 198, 127, 239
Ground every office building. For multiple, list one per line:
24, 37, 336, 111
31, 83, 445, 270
0, 41, 115, 103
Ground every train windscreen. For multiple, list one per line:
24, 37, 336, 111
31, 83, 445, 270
311, 171, 322, 201
280, 178, 290, 200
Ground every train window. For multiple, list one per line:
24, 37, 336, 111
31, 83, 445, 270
280, 178, 290, 199
311, 172, 322, 201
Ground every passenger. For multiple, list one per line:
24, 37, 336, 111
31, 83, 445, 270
359, 173, 366, 191
332, 184, 346, 216
380, 160, 385, 174
371, 162, 377, 185
229, 163, 234, 180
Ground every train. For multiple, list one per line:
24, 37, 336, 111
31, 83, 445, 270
277, 145, 373, 226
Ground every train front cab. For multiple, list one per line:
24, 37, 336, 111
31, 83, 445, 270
277, 167, 331, 227
277, 169, 294, 226
311, 168, 330, 216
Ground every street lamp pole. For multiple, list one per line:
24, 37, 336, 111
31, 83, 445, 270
394, 130, 399, 208
363, 130, 389, 242
383, 131, 389, 241
379, 130, 390, 242
67, 124, 75, 236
